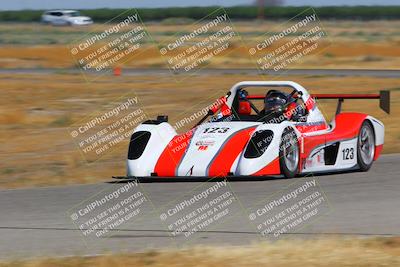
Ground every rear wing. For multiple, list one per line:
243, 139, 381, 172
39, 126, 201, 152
311, 90, 390, 115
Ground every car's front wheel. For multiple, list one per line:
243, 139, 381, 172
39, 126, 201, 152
357, 121, 375, 171
279, 128, 299, 178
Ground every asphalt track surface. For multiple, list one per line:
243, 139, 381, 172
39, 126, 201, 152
0, 153, 399, 259
1, 68, 400, 77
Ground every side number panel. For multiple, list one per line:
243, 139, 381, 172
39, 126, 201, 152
342, 147, 354, 160
335, 138, 357, 167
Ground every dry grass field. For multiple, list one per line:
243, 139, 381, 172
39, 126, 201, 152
0, 72, 398, 189
0, 20, 399, 69
0, 20, 399, 188
0, 18, 399, 266
1, 237, 399, 267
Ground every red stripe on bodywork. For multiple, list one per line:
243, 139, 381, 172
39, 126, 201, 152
252, 157, 280, 176
302, 113, 368, 165
208, 127, 255, 177
304, 96, 315, 111
210, 96, 232, 116
296, 123, 327, 133
374, 144, 383, 160
154, 130, 194, 176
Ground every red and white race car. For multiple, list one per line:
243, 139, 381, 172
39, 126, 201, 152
118, 81, 390, 179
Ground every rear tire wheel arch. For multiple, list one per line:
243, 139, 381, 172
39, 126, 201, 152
357, 120, 375, 172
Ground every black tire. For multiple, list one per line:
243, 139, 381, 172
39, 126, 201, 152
357, 121, 375, 171
279, 128, 299, 178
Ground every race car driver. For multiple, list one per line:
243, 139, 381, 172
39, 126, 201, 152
262, 90, 307, 122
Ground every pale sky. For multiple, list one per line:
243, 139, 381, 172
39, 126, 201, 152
1, 0, 399, 10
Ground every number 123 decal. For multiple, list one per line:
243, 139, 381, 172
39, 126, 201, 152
342, 147, 354, 160
203, 127, 229, 134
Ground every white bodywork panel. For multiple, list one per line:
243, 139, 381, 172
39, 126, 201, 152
126, 122, 176, 177
176, 121, 259, 176
236, 121, 298, 175
301, 115, 384, 173
302, 138, 358, 173
126, 120, 299, 177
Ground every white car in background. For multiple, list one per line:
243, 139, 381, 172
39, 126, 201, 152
41, 10, 93, 26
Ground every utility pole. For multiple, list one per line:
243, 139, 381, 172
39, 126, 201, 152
257, 0, 265, 20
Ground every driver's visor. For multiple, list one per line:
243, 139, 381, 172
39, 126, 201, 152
265, 98, 286, 111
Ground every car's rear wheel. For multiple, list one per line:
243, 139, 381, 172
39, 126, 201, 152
279, 128, 299, 178
357, 121, 375, 171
